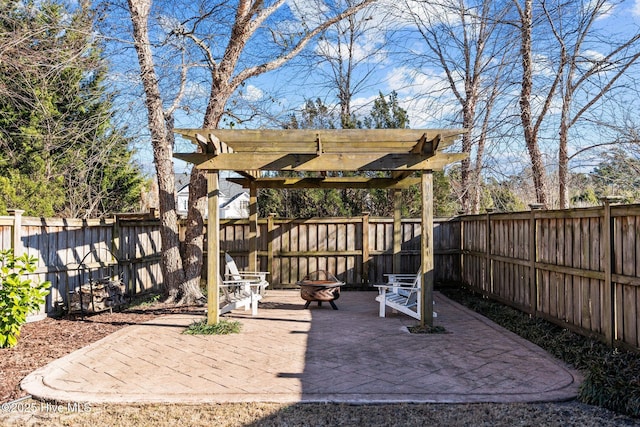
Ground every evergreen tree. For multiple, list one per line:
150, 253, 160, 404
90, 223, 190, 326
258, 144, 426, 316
590, 149, 640, 203
363, 91, 409, 130
362, 92, 457, 217
264, 99, 346, 217
0, 1, 144, 217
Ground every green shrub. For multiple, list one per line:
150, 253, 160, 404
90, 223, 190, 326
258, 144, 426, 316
580, 349, 640, 417
0, 250, 50, 348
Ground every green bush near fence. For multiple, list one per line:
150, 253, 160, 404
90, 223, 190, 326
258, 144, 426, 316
0, 250, 50, 348
440, 284, 640, 418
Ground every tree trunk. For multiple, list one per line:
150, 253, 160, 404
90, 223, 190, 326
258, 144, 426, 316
127, 0, 186, 300
179, 81, 231, 304
558, 101, 571, 209
518, 0, 548, 208
460, 97, 475, 213
128, 0, 377, 305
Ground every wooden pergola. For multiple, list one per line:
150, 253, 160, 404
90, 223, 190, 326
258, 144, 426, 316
174, 129, 467, 327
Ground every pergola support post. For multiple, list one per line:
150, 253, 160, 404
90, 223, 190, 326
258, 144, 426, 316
207, 171, 220, 325
421, 170, 434, 328
393, 189, 402, 274
249, 181, 258, 272
362, 212, 370, 285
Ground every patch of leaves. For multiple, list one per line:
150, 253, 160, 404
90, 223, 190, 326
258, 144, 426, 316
408, 325, 447, 334
183, 319, 241, 335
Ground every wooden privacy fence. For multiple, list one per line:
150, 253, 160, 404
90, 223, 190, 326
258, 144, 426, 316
0, 210, 459, 317
6, 202, 640, 351
460, 201, 640, 351
214, 215, 461, 287
0, 210, 162, 318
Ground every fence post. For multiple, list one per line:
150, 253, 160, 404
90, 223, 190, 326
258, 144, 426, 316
267, 213, 276, 285
529, 203, 544, 316
393, 190, 402, 274
457, 213, 464, 283
248, 182, 258, 272
7, 209, 25, 255
600, 196, 621, 346
112, 213, 128, 293
485, 208, 493, 293
362, 212, 370, 285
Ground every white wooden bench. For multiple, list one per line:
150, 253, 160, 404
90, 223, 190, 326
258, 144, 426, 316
219, 253, 269, 316
374, 271, 436, 320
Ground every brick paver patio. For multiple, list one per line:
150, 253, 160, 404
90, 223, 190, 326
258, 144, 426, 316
21, 290, 581, 404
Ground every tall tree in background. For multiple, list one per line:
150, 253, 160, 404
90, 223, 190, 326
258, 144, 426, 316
363, 91, 456, 217
363, 90, 408, 129
513, 0, 558, 208
546, 0, 640, 208
261, 91, 459, 216
400, 0, 516, 213
125, 0, 377, 304
0, 0, 143, 217
590, 148, 640, 202
311, 0, 386, 128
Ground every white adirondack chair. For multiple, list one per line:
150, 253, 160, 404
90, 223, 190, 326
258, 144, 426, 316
374, 269, 436, 320
219, 253, 269, 316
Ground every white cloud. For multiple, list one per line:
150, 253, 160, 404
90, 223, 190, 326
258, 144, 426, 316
386, 66, 452, 97
634, 0, 640, 16
315, 37, 388, 64
380, 66, 460, 127
531, 54, 556, 78
586, 0, 617, 19
285, 0, 329, 27
581, 49, 605, 62
241, 85, 264, 102
185, 81, 209, 99
350, 94, 380, 112
383, 0, 463, 30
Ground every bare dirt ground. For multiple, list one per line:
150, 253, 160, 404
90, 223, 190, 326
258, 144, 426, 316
1, 300, 639, 426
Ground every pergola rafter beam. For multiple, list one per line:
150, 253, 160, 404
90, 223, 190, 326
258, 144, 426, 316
175, 129, 464, 155
227, 176, 422, 189
174, 152, 467, 172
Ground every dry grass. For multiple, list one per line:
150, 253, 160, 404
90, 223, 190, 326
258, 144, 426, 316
2, 400, 639, 426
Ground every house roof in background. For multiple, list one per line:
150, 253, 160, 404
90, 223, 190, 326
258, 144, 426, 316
175, 173, 244, 197
220, 191, 248, 209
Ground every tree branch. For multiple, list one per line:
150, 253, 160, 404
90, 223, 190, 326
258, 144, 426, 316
230, 0, 376, 92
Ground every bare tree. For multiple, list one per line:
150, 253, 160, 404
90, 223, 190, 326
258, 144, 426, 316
544, 0, 640, 208
400, 0, 517, 213
512, 0, 561, 208
125, 0, 376, 303
308, 0, 388, 128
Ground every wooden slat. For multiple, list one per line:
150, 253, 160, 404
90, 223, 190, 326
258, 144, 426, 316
228, 176, 422, 189
175, 128, 464, 151
185, 152, 468, 172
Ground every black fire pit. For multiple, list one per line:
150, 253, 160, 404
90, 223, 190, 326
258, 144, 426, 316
297, 271, 345, 310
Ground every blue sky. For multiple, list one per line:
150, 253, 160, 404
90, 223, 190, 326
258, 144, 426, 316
102, 0, 640, 178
